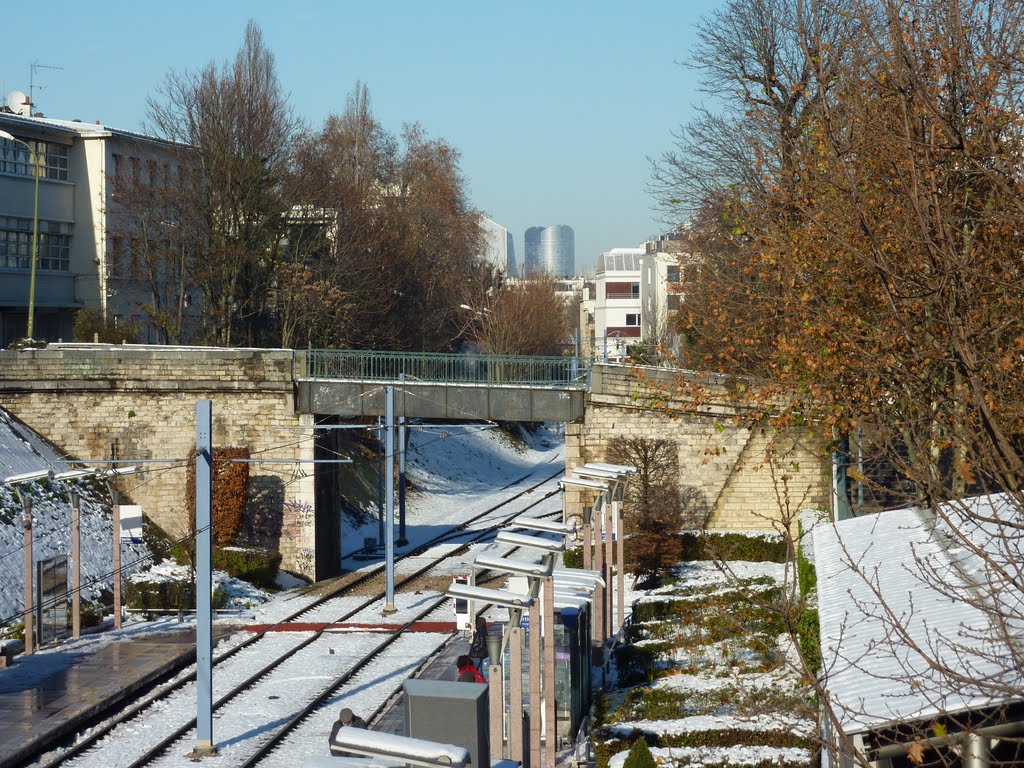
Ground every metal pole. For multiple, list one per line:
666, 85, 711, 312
582, 514, 592, 571
593, 508, 604, 647
529, 601, 541, 768
398, 373, 407, 546
112, 495, 121, 631
598, 495, 606, 638
72, 491, 81, 640
23, 497, 33, 655
486, 631, 504, 761
509, 625, 524, 765
489, 659, 504, 760
384, 386, 396, 614
616, 497, 625, 633
543, 576, 556, 768
377, 416, 384, 547
194, 400, 216, 756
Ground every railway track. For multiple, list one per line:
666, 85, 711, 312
35, 466, 565, 768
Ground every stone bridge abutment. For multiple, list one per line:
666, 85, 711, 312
570, 365, 830, 534
0, 345, 318, 577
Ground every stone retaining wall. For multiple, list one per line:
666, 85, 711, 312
567, 365, 830, 534
0, 345, 316, 576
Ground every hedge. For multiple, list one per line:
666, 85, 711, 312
213, 546, 282, 588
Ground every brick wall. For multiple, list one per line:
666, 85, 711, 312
0, 345, 317, 576
568, 365, 830, 534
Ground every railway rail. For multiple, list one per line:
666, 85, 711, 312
35, 467, 565, 768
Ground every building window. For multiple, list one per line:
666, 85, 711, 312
626, 313, 640, 326
0, 217, 72, 271
0, 137, 69, 181
667, 294, 681, 311
606, 281, 640, 300
667, 267, 680, 283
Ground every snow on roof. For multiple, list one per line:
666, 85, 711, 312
814, 503, 1023, 735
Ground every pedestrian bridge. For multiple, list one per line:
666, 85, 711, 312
297, 349, 588, 421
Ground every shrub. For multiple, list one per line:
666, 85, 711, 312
797, 540, 816, 600
614, 644, 662, 685
124, 577, 229, 612
678, 531, 788, 563
125, 578, 196, 611
185, 447, 251, 545
798, 607, 821, 674
622, 738, 657, 768
73, 308, 139, 343
213, 546, 281, 588
563, 546, 583, 569
81, 601, 104, 628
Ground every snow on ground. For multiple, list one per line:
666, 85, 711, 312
601, 556, 815, 768
0, 409, 151, 631
608, 745, 812, 768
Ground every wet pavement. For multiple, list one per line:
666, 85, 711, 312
0, 627, 232, 768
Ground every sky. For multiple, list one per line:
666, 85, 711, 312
1, 1, 722, 273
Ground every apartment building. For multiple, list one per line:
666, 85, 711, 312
0, 110, 184, 346
592, 247, 644, 361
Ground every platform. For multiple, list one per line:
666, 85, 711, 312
374, 633, 473, 735
0, 625, 235, 768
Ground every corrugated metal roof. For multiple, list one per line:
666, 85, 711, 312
814, 502, 1023, 736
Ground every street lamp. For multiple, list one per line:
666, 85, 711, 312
0, 129, 41, 340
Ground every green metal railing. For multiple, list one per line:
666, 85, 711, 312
306, 349, 589, 389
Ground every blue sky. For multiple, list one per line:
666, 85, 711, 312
2, 1, 721, 272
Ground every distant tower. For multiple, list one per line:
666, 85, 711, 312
506, 232, 517, 276
524, 226, 544, 275
539, 224, 575, 277
480, 217, 510, 275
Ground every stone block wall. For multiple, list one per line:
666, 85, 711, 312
0, 345, 317, 576
567, 365, 830, 534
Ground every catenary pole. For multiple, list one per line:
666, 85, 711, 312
384, 386, 396, 614
398, 373, 407, 545
193, 400, 216, 756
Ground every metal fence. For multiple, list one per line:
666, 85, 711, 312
306, 349, 589, 389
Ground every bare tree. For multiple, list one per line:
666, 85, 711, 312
146, 20, 299, 346
461, 273, 572, 357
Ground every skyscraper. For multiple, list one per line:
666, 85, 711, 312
480, 217, 511, 274
523, 224, 575, 277
540, 224, 575, 277
524, 226, 544, 275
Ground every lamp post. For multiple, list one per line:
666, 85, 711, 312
0, 129, 41, 340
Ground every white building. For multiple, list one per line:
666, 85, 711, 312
639, 234, 686, 359
592, 247, 644, 361
0, 110, 186, 345
480, 216, 513, 275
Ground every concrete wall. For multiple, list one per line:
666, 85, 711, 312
0, 344, 317, 576
566, 365, 830, 533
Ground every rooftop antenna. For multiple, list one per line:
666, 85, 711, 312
29, 61, 63, 116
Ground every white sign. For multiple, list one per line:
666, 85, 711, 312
119, 505, 143, 543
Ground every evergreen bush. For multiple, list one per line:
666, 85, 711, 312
622, 738, 657, 768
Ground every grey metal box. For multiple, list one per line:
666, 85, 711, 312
403, 679, 489, 767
